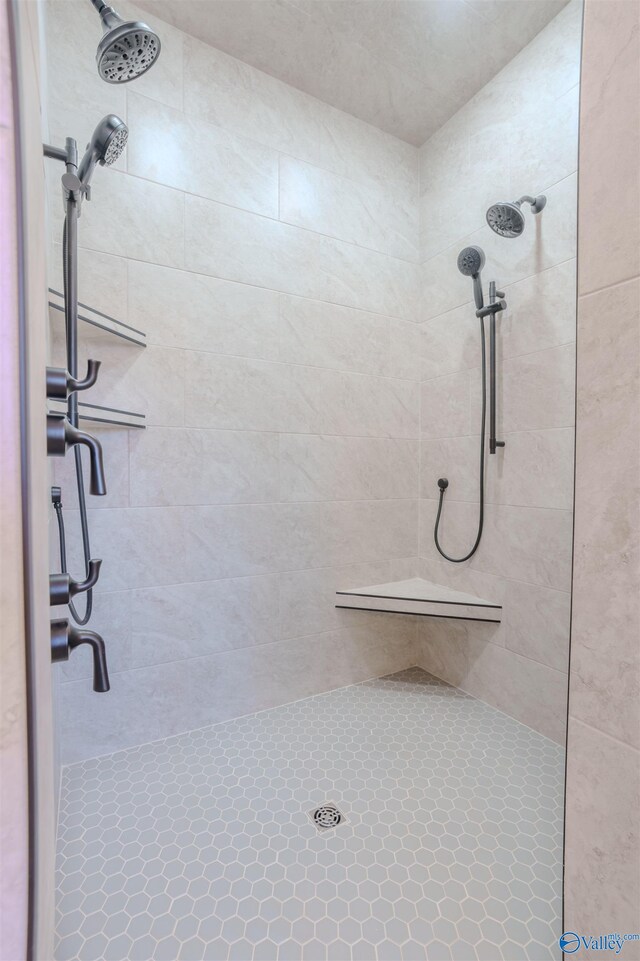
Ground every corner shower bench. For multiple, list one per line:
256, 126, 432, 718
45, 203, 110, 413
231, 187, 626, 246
336, 577, 501, 623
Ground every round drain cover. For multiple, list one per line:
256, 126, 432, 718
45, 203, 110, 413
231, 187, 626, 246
311, 804, 343, 829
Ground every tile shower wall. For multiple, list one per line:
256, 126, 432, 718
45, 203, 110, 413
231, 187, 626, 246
565, 0, 640, 942
416, 1, 581, 744
45, 0, 423, 762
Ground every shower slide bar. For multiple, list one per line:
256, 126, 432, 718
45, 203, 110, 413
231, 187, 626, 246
476, 280, 506, 455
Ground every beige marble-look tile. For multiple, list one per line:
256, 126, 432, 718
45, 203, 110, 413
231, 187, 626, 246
182, 33, 323, 172
317, 99, 419, 195
122, 0, 185, 110
504, 580, 570, 674
127, 260, 280, 358
386, 319, 422, 382
184, 353, 286, 432
74, 507, 185, 593
503, 343, 575, 433
578, 0, 640, 294
509, 83, 579, 200
53, 170, 185, 269
421, 304, 482, 381
130, 575, 280, 667
285, 364, 419, 439
420, 435, 480, 503
184, 194, 419, 320
570, 279, 640, 749
279, 434, 418, 502
129, 427, 279, 507
279, 157, 418, 261
278, 294, 388, 376
85, 341, 185, 428
183, 504, 286, 581
491, 428, 574, 510
419, 122, 509, 262
127, 93, 279, 217
500, 259, 577, 359
278, 560, 398, 640
49, 246, 129, 325
182, 34, 418, 193
479, 503, 573, 591
463, 637, 567, 743
278, 500, 418, 574
420, 370, 474, 439
565, 721, 640, 935
52, 427, 130, 510
420, 499, 573, 591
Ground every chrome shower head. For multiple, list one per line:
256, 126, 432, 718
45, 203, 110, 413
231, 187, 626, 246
486, 195, 547, 238
91, 0, 161, 83
78, 114, 128, 186
457, 245, 486, 311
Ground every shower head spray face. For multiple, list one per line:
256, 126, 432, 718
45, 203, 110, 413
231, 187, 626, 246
78, 114, 129, 187
95, 3, 161, 83
457, 245, 486, 278
457, 246, 486, 311
486, 195, 547, 238
486, 202, 525, 238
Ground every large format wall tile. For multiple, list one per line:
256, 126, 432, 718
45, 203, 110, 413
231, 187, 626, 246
503, 343, 575, 433
577, 0, 640, 294
279, 157, 419, 261
127, 93, 280, 217
130, 576, 281, 666
82, 507, 185, 593
184, 195, 419, 319
182, 35, 418, 192
128, 260, 281, 358
570, 279, 640, 749
52, 171, 185, 269
565, 721, 640, 935
129, 427, 280, 507
279, 435, 418, 502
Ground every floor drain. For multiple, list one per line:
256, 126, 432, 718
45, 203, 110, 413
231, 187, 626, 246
309, 803, 345, 831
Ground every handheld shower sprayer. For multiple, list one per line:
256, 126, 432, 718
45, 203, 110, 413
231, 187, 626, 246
78, 114, 129, 188
89, 0, 161, 83
457, 245, 485, 311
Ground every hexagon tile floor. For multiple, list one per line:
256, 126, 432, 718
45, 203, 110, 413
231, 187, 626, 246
56, 669, 564, 961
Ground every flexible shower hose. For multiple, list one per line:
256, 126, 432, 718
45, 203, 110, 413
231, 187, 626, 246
57, 210, 93, 625
433, 316, 486, 563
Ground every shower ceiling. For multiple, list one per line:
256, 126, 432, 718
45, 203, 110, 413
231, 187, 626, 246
136, 0, 570, 144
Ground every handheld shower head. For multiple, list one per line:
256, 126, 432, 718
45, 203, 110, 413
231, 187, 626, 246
78, 114, 128, 187
91, 0, 161, 83
457, 245, 486, 310
486, 195, 547, 238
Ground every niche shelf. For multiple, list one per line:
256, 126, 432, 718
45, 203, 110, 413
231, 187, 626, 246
48, 398, 146, 430
336, 577, 501, 623
48, 288, 147, 348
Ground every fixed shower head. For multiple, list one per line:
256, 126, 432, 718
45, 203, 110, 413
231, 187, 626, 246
457, 245, 486, 310
486, 195, 547, 238
78, 114, 128, 186
91, 0, 161, 83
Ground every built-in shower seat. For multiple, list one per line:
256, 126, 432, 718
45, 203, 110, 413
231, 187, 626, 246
336, 577, 501, 622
